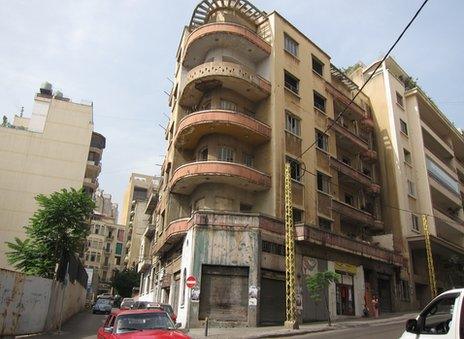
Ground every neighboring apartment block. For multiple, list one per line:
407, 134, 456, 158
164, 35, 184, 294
0, 83, 105, 270
120, 173, 157, 268
84, 190, 126, 295
139, 0, 409, 327
350, 57, 464, 308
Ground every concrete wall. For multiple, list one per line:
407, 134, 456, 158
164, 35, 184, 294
0, 269, 86, 336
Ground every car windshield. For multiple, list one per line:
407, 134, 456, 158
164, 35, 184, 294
115, 312, 175, 333
97, 299, 112, 305
161, 305, 174, 315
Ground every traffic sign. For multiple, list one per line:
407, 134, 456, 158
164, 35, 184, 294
186, 275, 197, 288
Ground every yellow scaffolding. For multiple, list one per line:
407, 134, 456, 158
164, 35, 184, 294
422, 214, 437, 298
284, 163, 298, 329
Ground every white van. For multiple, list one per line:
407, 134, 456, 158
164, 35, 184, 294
400, 288, 463, 338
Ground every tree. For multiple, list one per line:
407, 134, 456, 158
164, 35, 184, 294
112, 268, 140, 297
306, 271, 340, 326
6, 188, 94, 279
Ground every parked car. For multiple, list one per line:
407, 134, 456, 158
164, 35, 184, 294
93, 298, 113, 314
97, 293, 113, 300
97, 309, 190, 339
119, 298, 134, 310
400, 288, 464, 338
130, 301, 177, 322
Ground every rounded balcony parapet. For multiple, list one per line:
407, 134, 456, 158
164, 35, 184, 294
183, 22, 271, 68
180, 61, 271, 106
175, 109, 271, 150
170, 161, 271, 194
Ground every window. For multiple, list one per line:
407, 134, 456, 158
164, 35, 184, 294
293, 208, 303, 223
400, 119, 408, 136
115, 243, 123, 255
284, 33, 298, 57
419, 294, 459, 335
284, 71, 299, 94
312, 55, 324, 76
313, 91, 326, 112
344, 193, 354, 206
90, 253, 96, 262
316, 130, 328, 151
404, 149, 412, 164
115, 256, 121, 265
218, 147, 234, 162
285, 112, 301, 136
318, 217, 332, 231
411, 214, 419, 231
287, 157, 301, 181
94, 225, 100, 235
262, 240, 285, 256
407, 180, 416, 197
396, 91, 404, 107
317, 172, 330, 193
243, 153, 254, 167
220, 99, 237, 111
198, 147, 208, 161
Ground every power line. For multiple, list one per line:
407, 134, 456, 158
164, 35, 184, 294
298, 0, 429, 159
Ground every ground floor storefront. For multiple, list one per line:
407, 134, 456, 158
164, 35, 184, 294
146, 212, 409, 328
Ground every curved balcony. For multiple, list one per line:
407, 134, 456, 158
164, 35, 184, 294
90, 132, 106, 150
183, 23, 271, 69
83, 177, 98, 191
332, 199, 383, 231
86, 160, 101, 177
361, 149, 378, 162
152, 218, 190, 255
170, 161, 271, 195
329, 118, 369, 152
175, 110, 271, 150
330, 157, 380, 193
179, 61, 271, 107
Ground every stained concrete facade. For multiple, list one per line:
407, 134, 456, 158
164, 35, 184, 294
0, 84, 105, 271
136, 1, 408, 328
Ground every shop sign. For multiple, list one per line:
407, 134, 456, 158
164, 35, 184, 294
334, 262, 357, 274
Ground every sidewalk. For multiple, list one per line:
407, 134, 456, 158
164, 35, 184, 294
188, 312, 416, 339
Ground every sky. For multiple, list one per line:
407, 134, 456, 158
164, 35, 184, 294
1, 0, 463, 209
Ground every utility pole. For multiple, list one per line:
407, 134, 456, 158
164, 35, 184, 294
422, 215, 437, 298
284, 163, 298, 329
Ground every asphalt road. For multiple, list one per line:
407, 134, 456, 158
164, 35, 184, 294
29, 310, 106, 339
293, 322, 405, 339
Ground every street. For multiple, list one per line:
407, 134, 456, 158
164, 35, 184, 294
292, 323, 405, 339
28, 311, 106, 339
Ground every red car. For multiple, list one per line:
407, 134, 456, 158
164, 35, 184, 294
97, 309, 190, 339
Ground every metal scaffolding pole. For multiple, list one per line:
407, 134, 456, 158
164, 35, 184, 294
284, 163, 298, 329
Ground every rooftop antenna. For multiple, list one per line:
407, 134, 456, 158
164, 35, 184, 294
20, 106, 24, 117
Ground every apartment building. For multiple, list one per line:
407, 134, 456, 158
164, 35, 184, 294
83, 190, 126, 295
350, 57, 464, 308
143, 0, 405, 327
0, 83, 105, 270
135, 177, 162, 302
120, 173, 156, 268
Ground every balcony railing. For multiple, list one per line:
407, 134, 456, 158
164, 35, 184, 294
329, 119, 369, 152
330, 157, 379, 192
295, 225, 403, 266
175, 110, 271, 150
183, 22, 271, 68
180, 61, 271, 106
426, 156, 460, 195
170, 161, 271, 195
332, 199, 383, 230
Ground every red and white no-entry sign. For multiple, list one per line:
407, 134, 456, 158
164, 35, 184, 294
186, 275, 197, 288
